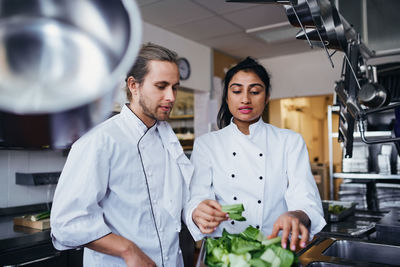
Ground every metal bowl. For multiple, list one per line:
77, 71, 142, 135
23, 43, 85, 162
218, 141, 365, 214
0, 0, 141, 114
0, 0, 142, 148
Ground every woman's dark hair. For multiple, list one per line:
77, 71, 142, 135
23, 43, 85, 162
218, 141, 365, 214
217, 56, 271, 129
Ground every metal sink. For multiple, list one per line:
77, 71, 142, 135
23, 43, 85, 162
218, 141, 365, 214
299, 237, 400, 267
323, 240, 400, 265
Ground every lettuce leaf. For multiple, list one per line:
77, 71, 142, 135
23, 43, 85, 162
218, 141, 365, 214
222, 204, 246, 221
240, 226, 266, 242
231, 236, 262, 254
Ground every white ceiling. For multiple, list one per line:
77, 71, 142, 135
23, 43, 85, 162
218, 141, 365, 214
136, 0, 314, 59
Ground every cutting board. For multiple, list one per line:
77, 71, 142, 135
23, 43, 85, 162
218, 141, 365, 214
13, 216, 50, 230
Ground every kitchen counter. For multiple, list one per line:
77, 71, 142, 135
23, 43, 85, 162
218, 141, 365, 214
0, 214, 51, 253
296, 207, 400, 266
0, 203, 51, 252
0, 203, 82, 266
318, 209, 388, 239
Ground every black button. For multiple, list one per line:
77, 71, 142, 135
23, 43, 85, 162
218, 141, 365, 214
259, 176, 263, 180
231, 174, 235, 178
233, 152, 236, 156
257, 200, 261, 204
231, 221, 235, 225
259, 153, 263, 157
256, 225, 260, 229
233, 196, 237, 200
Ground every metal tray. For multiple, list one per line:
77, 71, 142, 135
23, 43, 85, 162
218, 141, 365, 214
195, 238, 303, 267
195, 239, 207, 267
322, 200, 358, 222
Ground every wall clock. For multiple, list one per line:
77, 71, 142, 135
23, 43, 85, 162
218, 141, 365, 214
177, 57, 191, 80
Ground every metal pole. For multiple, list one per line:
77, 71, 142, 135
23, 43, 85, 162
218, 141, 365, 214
328, 105, 334, 200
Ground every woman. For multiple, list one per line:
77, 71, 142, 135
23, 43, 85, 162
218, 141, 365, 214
184, 57, 325, 251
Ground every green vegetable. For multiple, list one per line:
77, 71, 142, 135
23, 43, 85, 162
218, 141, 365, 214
205, 226, 297, 267
261, 237, 281, 247
328, 204, 346, 214
229, 253, 251, 267
270, 245, 294, 267
25, 211, 50, 221
231, 237, 262, 254
240, 226, 265, 242
222, 204, 246, 221
248, 258, 271, 267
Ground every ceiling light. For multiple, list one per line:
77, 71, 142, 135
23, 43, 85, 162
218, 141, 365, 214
246, 22, 300, 44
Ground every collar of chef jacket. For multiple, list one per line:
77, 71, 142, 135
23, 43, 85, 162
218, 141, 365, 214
121, 104, 193, 229
229, 116, 263, 140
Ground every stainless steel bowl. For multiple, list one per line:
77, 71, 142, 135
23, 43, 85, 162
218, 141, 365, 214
0, 0, 142, 148
0, 0, 142, 114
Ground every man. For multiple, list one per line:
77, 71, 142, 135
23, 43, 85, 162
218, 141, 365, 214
50, 43, 193, 267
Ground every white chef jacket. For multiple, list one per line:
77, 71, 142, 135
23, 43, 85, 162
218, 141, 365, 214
184, 118, 326, 241
51, 104, 193, 267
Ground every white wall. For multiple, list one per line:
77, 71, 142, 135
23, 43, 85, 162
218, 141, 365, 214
260, 49, 344, 100
0, 150, 66, 207
142, 22, 212, 93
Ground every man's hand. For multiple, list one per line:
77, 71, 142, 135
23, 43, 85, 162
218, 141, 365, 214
86, 233, 156, 267
122, 242, 156, 267
267, 210, 310, 251
192, 199, 228, 234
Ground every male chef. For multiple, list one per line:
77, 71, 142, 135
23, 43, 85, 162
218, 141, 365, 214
50, 43, 193, 267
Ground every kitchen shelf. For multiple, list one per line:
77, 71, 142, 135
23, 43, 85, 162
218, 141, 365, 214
327, 105, 398, 199
169, 114, 194, 120
331, 131, 392, 139
333, 172, 400, 180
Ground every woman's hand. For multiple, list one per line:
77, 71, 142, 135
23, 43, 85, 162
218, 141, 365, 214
192, 199, 228, 234
268, 210, 310, 251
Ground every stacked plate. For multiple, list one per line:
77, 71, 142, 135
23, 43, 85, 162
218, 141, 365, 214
338, 183, 367, 209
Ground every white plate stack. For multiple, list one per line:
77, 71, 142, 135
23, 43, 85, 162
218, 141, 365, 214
378, 144, 392, 175
342, 144, 369, 173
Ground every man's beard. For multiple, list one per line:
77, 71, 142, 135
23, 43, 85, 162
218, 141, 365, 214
138, 94, 170, 122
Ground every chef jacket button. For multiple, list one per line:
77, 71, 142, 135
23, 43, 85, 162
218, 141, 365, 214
258, 200, 261, 204
231, 221, 235, 225
165, 256, 169, 260
179, 250, 182, 254
160, 228, 164, 232
233, 196, 237, 200
231, 174, 235, 178
259, 153, 263, 157
256, 225, 260, 229
233, 152, 236, 156
259, 176, 263, 180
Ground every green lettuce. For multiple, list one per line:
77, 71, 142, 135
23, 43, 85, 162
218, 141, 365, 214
222, 204, 246, 221
205, 226, 296, 267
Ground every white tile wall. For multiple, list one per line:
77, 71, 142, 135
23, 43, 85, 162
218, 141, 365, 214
0, 150, 67, 208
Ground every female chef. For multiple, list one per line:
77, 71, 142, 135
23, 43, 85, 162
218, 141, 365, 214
183, 57, 326, 252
